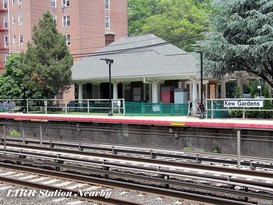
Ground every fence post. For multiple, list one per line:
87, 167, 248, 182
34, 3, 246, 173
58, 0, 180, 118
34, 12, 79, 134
87, 99, 90, 114
123, 99, 126, 115
211, 99, 214, 119
26, 99, 29, 113
237, 130, 241, 169
40, 124, 43, 146
205, 99, 208, 119
22, 124, 25, 144
65, 100, 67, 114
3, 123, 6, 153
44, 100, 47, 114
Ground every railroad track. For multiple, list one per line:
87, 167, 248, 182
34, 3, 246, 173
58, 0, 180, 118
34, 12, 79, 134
2, 137, 273, 171
0, 143, 273, 204
0, 165, 140, 205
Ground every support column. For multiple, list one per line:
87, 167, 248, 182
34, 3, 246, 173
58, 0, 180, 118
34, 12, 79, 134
113, 83, 118, 100
78, 83, 83, 103
237, 78, 244, 97
152, 81, 159, 103
221, 79, 227, 99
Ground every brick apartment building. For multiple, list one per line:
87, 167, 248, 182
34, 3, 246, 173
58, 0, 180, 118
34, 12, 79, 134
0, 0, 128, 70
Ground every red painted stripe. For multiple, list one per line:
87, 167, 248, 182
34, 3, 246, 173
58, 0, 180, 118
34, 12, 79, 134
0, 114, 272, 129
185, 122, 273, 129
0, 114, 171, 126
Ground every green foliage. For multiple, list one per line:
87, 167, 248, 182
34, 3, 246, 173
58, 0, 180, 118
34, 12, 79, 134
230, 85, 243, 118
247, 83, 273, 119
0, 54, 23, 99
183, 146, 191, 152
21, 11, 73, 99
212, 145, 221, 153
225, 81, 236, 98
128, 0, 213, 50
9, 129, 21, 137
198, 0, 273, 89
248, 80, 262, 98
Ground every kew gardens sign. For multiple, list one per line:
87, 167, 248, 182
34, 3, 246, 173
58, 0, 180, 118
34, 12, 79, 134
224, 100, 264, 108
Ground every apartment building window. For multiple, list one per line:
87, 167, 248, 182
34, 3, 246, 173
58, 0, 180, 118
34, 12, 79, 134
105, 16, 110, 29
4, 36, 8, 48
62, 15, 70, 27
12, 16, 15, 24
12, 0, 15, 4
18, 0, 22, 6
62, 0, 70, 7
4, 16, 8, 28
105, 0, 110, 10
66, 34, 70, 46
51, 0, 57, 7
19, 34, 23, 45
52, 15, 57, 22
13, 35, 16, 43
18, 14, 22, 26
3, 0, 7, 9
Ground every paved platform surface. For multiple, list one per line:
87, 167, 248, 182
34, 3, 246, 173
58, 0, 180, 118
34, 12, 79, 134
0, 113, 272, 130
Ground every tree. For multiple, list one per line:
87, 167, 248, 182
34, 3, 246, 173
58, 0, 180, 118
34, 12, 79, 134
0, 54, 23, 99
21, 11, 73, 99
128, 0, 213, 50
198, 0, 273, 89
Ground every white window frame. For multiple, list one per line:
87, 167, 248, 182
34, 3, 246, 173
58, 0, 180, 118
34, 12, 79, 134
12, 16, 15, 24
19, 34, 23, 46
18, 0, 22, 6
105, 0, 110, 10
62, 0, 70, 7
12, 0, 15, 4
51, 0, 57, 7
62, 15, 70, 27
4, 16, 8, 28
18, 14, 22, 26
66, 34, 70, 46
4, 36, 8, 48
52, 15, 57, 22
105, 16, 110, 29
3, 0, 7, 9
13, 35, 16, 43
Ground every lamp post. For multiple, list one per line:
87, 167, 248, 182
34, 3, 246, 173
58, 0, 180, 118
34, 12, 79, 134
196, 51, 205, 119
101, 58, 114, 116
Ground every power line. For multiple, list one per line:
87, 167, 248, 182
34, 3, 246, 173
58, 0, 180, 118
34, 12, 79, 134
70, 35, 203, 58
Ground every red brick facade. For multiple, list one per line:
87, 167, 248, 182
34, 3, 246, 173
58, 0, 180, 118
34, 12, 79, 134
0, 0, 128, 72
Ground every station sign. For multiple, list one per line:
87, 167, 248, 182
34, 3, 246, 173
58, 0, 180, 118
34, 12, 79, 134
224, 100, 263, 108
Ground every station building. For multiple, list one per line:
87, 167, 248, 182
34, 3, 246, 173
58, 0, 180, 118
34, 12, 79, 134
71, 34, 219, 111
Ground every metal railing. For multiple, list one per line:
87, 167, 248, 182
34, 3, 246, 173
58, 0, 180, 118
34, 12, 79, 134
205, 98, 273, 119
0, 98, 126, 115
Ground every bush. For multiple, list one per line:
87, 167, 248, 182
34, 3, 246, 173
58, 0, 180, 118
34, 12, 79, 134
9, 129, 21, 137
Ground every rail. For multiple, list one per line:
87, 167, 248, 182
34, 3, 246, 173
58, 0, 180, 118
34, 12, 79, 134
0, 150, 271, 205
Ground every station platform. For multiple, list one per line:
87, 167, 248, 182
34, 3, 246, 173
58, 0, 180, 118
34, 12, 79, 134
0, 113, 273, 130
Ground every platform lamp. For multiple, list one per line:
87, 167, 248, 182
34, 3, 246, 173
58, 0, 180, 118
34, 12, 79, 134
100, 58, 114, 116
196, 51, 205, 119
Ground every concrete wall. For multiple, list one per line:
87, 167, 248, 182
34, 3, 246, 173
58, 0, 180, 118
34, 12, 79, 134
3, 121, 273, 158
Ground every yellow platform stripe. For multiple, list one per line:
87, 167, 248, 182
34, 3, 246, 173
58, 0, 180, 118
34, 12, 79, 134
170, 122, 185, 126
